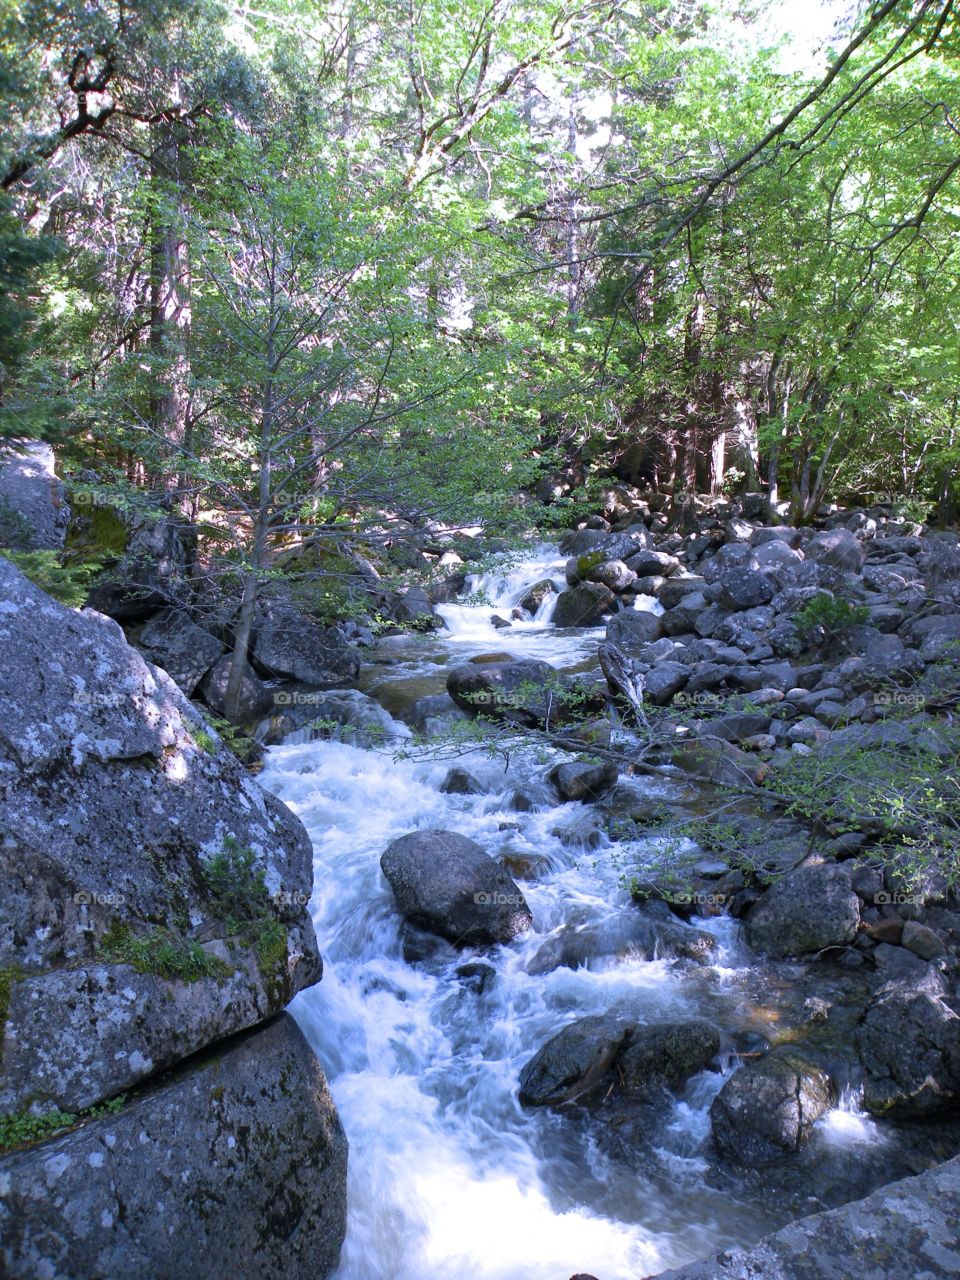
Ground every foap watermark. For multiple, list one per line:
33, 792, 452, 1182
669, 891, 727, 907
474, 890, 525, 907
875, 890, 924, 906
74, 691, 128, 708
673, 691, 724, 710
73, 889, 126, 907
873, 690, 925, 710
273, 691, 327, 707
270, 889, 311, 908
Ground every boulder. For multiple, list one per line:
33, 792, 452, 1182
552, 581, 617, 627
745, 863, 860, 958
518, 1015, 631, 1106
857, 989, 960, 1116
659, 576, 707, 610
718, 568, 776, 611
653, 1155, 960, 1280
710, 1047, 836, 1165
806, 528, 866, 573
625, 549, 681, 578
137, 607, 224, 696
644, 661, 690, 706
0, 557, 320, 1118
549, 760, 619, 802
380, 829, 533, 945
605, 609, 665, 648
662, 592, 709, 635
672, 736, 765, 788
617, 1019, 721, 1091
82, 510, 192, 621
0, 442, 69, 550
585, 559, 637, 592
518, 578, 558, 615
253, 609, 360, 687
0, 1015, 347, 1280
259, 688, 395, 747
199, 652, 275, 721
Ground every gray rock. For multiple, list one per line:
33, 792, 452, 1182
901, 919, 946, 960
447, 657, 592, 728
653, 1155, 960, 1280
672, 736, 765, 788
618, 1019, 721, 1091
0, 442, 69, 549
137, 607, 225, 696
259, 687, 394, 747
625, 549, 681, 578
253, 610, 360, 686
662, 592, 709, 635
806, 528, 865, 572
549, 760, 619, 801
659, 576, 707, 610
518, 578, 558, 614
404, 693, 468, 737
718, 568, 776, 611
710, 1047, 836, 1165
858, 989, 960, 1116
552, 581, 616, 627
585, 558, 637, 592
199, 652, 275, 721
745, 864, 860, 958
519, 1014, 630, 1106
0, 1015, 347, 1280
84, 511, 191, 621
605, 609, 665, 648
644, 661, 690, 706
380, 828, 533, 945
0, 557, 320, 1116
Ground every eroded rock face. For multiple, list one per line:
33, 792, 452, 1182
0, 442, 69, 550
0, 557, 321, 1116
0, 1015, 348, 1280
137, 606, 224, 696
710, 1047, 836, 1165
380, 828, 533, 945
745, 863, 860, 959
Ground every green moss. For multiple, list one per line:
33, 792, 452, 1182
102, 923, 232, 983
0, 1094, 126, 1154
576, 549, 605, 577
255, 919, 287, 978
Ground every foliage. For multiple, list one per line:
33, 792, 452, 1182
795, 592, 871, 633
0, 1095, 126, 1155
0, 549, 104, 606
102, 922, 232, 982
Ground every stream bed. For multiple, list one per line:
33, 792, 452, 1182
259, 546, 945, 1280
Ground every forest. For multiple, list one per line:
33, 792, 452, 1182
3, 4, 960, 1280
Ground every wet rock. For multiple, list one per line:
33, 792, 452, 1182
405, 692, 468, 737
617, 1019, 721, 1091
0, 1015, 348, 1280
745, 864, 860, 959
381, 828, 533, 946
455, 960, 497, 994
549, 760, 619, 802
260, 688, 394, 747
440, 767, 485, 795
519, 578, 558, 614
710, 1047, 836, 1165
653, 1155, 960, 1279
137, 607, 224, 696
858, 988, 960, 1116
553, 581, 617, 627
519, 1014, 630, 1107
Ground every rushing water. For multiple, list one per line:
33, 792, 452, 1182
259, 546, 891, 1280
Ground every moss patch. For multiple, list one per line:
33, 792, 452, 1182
102, 923, 232, 983
0, 1094, 126, 1155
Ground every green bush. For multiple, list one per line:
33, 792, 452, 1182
795, 591, 869, 632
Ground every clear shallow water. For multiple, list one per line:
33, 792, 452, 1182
258, 547, 880, 1280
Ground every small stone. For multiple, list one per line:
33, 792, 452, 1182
901, 920, 946, 960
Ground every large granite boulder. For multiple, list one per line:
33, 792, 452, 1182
745, 863, 860, 958
552, 581, 617, 627
447, 657, 600, 729
0, 442, 69, 549
805, 528, 865, 573
0, 1015, 347, 1280
381, 828, 533, 945
81, 509, 192, 620
0, 557, 321, 1118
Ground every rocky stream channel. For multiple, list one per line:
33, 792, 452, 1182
257, 536, 960, 1280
